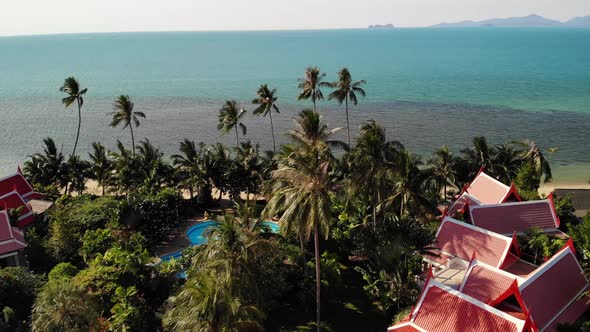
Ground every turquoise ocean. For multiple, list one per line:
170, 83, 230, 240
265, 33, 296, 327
0, 28, 589, 182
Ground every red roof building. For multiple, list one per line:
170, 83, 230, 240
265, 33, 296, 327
0, 172, 43, 201
519, 242, 589, 331
433, 217, 520, 268
469, 196, 561, 236
447, 169, 521, 218
0, 191, 35, 227
459, 258, 525, 306
0, 210, 26, 264
389, 276, 528, 332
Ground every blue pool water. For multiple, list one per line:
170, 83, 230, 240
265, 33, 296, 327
258, 221, 280, 233
159, 220, 280, 278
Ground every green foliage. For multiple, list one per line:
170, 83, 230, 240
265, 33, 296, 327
519, 227, 565, 265
31, 279, 99, 332
45, 195, 120, 264
120, 189, 182, 245
555, 195, 578, 227
515, 161, 541, 200
569, 213, 590, 267
80, 228, 115, 262
0, 267, 45, 327
48, 262, 78, 283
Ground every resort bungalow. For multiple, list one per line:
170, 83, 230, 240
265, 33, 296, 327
447, 169, 521, 219
468, 194, 562, 237
426, 216, 522, 288
0, 210, 27, 267
388, 273, 530, 332
0, 170, 52, 226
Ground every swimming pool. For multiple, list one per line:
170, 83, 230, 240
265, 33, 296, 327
257, 221, 280, 233
186, 220, 219, 245
158, 220, 280, 277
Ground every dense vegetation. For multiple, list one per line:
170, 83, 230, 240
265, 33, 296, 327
1, 69, 586, 332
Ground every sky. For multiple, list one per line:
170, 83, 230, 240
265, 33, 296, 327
1, 0, 589, 36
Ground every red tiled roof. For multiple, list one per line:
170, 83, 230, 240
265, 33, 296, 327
410, 279, 526, 332
467, 171, 513, 204
470, 199, 560, 235
435, 217, 514, 268
0, 211, 26, 257
519, 245, 588, 330
0, 173, 37, 200
447, 193, 480, 218
459, 260, 522, 305
545, 285, 590, 332
0, 191, 34, 227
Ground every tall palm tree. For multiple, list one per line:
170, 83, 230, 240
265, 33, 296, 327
109, 95, 146, 156
264, 110, 337, 332
136, 139, 174, 188
31, 281, 99, 332
88, 142, 112, 195
349, 120, 401, 227
430, 145, 456, 202
297, 66, 329, 112
60, 77, 88, 156
512, 139, 553, 183
387, 150, 437, 217
252, 84, 280, 152
217, 100, 247, 149
327, 68, 366, 147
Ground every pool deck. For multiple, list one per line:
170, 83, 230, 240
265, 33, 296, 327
152, 214, 207, 258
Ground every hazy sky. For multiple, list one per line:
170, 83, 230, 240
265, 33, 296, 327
1, 0, 589, 36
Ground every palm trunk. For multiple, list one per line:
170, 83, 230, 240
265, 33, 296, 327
313, 99, 316, 113
345, 96, 351, 147
299, 231, 307, 276
130, 124, 135, 156
102, 184, 105, 196
72, 98, 82, 156
314, 222, 321, 332
269, 110, 276, 153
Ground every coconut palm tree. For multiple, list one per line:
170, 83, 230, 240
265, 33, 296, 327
348, 120, 401, 227
172, 139, 206, 199
387, 150, 437, 217
327, 68, 366, 147
512, 139, 553, 183
297, 66, 329, 112
430, 145, 456, 202
264, 110, 337, 332
109, 95, 146, 156
60, 77, 88, 156
23, 137, 66, 188
252, 84, 280, 152
217, 100, 247, 149
88, 142, 112, 195
31, 280, 99, 332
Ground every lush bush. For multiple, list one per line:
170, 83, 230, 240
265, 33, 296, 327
514, 161, 541, 200
45, 195, 120, 265
569, 213, 590, 267
120, 189, 183, 245
48, 262, 79, 282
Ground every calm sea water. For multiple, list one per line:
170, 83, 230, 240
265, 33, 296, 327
0, 28, 589, 181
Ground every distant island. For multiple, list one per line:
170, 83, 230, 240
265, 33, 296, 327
368, 24, 395, 29
431, 14, 590, 28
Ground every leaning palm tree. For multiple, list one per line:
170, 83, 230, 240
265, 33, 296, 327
31, 280, 100, 332
264, 110, 337, 332
327, 68, 366, 147
217, 100, 247, 149
60, 77, 88, 156
252, 84, 280, 152
512, 139, 553, 183
109, 95, 146, 156
297, 66, 329, 112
